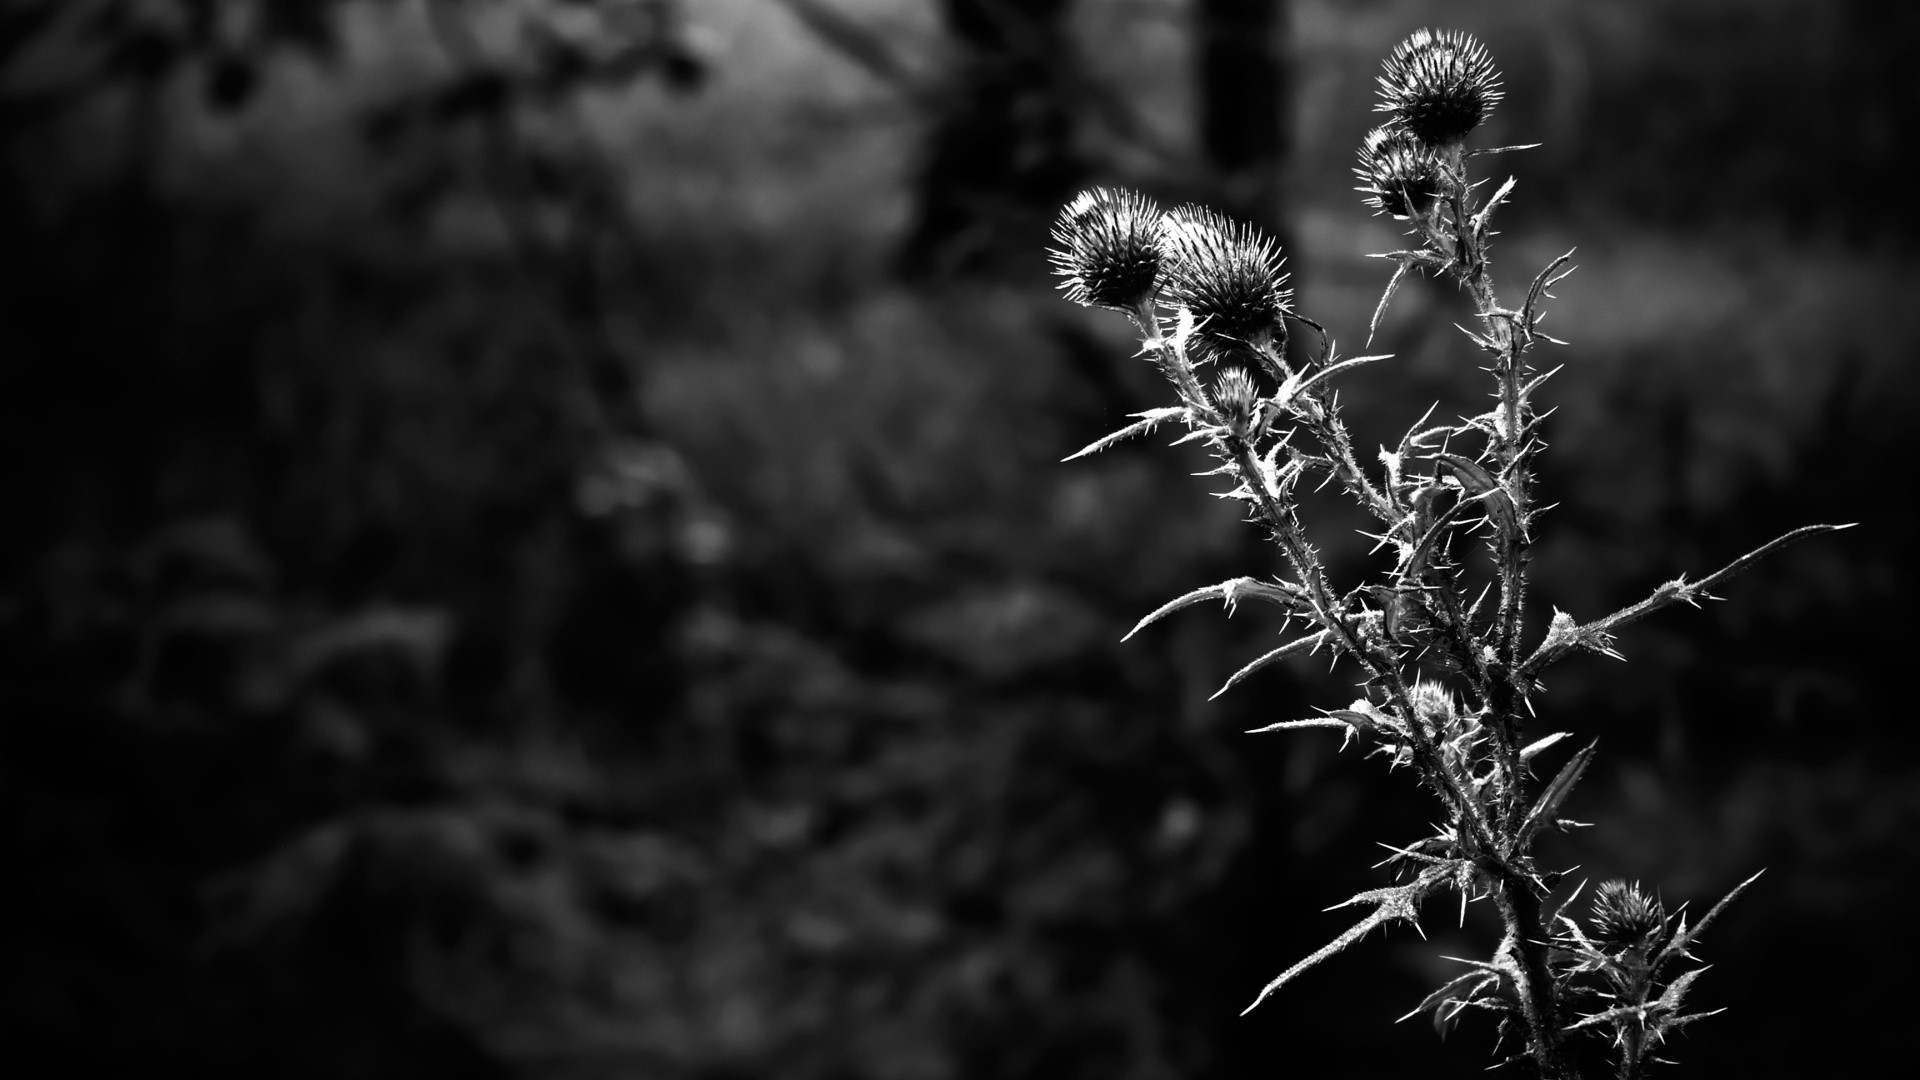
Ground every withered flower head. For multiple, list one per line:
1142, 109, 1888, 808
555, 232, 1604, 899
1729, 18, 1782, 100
1375, 28, 1503, 147
1049, 187, 1166, 312
1162, 205, 1292, 364
1356, 124, 1446, 218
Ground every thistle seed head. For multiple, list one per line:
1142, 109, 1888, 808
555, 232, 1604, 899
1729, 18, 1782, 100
1375, 28, 1503, 148
1356, 124, 1446, 218
1590, 879, 1666, 950
1161, 205, 1292, 365
1049, 187, 1166, 312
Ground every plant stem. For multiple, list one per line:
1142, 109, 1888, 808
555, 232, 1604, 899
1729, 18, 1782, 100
1221, 435, 1493, 845
1618, 1013, 1644, 1080
1433, 152, 1575, 1078
1492, 871, 1578, 1080
1431, 155, 1541, 826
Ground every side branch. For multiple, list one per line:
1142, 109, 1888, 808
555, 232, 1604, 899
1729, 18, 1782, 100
1520, 523, 1852, 679
1241, 865, 1450, 1015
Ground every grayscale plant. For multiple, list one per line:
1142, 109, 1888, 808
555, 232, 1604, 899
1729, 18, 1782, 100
1047, 27, 1844, 1080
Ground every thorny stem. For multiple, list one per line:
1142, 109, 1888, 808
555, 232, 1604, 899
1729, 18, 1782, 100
1518, 523, 1844, 680
1129, 302, 1211, 409
1279, 356, 1397, 526
1431, 167, 1531, 783
1619, 1007, 1645, 1080
1493, 873, 1577, 1080
1310, 406, 1392, 522
1448, 161, 1534, 697
1416, 147, 1572, 1075
1219, 433, 1490, 844
1454, 175, 1566, 1079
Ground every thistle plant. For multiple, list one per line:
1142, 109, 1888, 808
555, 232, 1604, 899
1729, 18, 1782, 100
1048, 29, 1845, 1080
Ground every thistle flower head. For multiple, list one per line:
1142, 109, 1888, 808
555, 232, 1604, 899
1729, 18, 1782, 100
1374, 28, 1503, 148
1048, 187, 1166, 312
1212, 367, 1262, 438
1356, 124, 1446, 218
1590, 879, 1666, 951
1161, 205, 1292, 365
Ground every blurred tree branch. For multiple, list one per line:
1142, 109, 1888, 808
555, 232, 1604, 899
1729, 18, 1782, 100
767, 0, 940, 108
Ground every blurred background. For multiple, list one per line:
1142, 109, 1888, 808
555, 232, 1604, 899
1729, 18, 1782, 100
3, 1, 1915, 1077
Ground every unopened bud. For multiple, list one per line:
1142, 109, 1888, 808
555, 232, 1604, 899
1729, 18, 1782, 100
1356, 124, 1446, 218
1590, 879, 1666, 951
1212, 367, 1262, 439
1407, 678, 1455, 726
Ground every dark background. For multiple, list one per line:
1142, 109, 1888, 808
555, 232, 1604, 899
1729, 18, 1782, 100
4, 2, 1915, 1077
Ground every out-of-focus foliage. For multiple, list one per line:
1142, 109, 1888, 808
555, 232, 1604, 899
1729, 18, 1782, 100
2, 2, 1915, 1079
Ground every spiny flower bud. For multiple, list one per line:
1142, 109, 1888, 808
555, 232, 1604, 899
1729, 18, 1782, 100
1407, 679, 1455, 726
1374, 28, 1503, 148
1212, 367, 1261, 438
1161, 205, 1292, 366
1590, 879, 1666, 950
1356, 124, 1445, 218
1048, 187, 1166, 312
